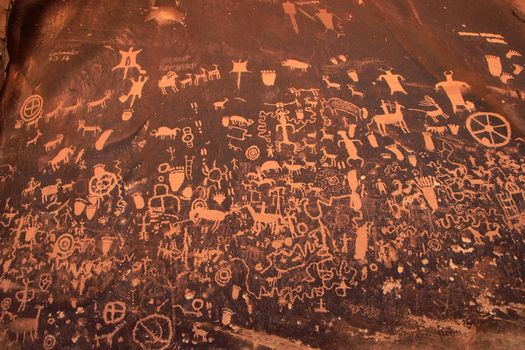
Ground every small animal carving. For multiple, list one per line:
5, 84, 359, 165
63, 98, 85, 116
44, 100, 64, 122
320, 128, 335, 142
150, 127, 181, 140
282, 59, 310, 72
44, 134, 64, 151
259, 160, 281, 175
41, 179, 62, 202
424, 124, 447, 136
207, 64, 221, 80
158, 71, 179, 95
213, 98, 229, 110
26, 130, 43, 146
304, 97, 318, 108
322, 75, 341, 90
49, 147, 75, 170
194, 68, 208, 85
283, 161, 305, 176
222, 115, 253, 127
244, 204, 284, 233
189, 204, 229, 231
180, 73, 193, 89
322, 98, 368, 121
302, 137, 317, 154
320, 146, 337, 167
87, 90, 113, 112
78, 120, 101, 136
303, 159, 317, 171
284, 176, 307, 196
192, 322, 209, 343
409, 95, 450, 123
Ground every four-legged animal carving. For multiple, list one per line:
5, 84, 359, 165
180, 73, 193, 89
368, 102, 409, 136
78, 120, 101, 136
87, 90, 113, 112
158, 71, 179, 95
8, 305, 44, 342
63, 98, 85, 116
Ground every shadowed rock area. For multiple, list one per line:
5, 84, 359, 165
0, 0, 524, 349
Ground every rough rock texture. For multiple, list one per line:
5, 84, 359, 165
510, 0, 525, 21
0, 1, 524, 349
0, 0, 13, 87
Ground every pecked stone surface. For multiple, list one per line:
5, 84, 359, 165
0, 0, 524, 349
509, 0, 525, 21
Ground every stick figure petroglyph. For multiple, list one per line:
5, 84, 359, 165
112, 47, 146, 79
377, 68, 407, 95
435, 71, 474, 113
119, 75, 149, 108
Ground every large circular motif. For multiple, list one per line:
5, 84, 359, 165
43, 334, 57, 350
88, 172, 118, 198
191, 198, 207, 211
214, 267, 232, 286
466, 112, 511, 148
1, 297, 11, 310
427, 238, 443, 252
20, 95, 44, 122
132, 314, 173, 350
54, 234, 75, 259
245, 145, 260, 161
103, 301, 126, 324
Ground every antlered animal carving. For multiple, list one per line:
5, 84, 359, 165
87, 90, 113, 111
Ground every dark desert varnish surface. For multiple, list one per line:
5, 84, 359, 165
0, 0, 524, 349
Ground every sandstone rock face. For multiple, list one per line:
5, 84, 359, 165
508, 0, 525, 21
0, 0, 13, 87
0, 1, 525, 349
511, 0, 525, 20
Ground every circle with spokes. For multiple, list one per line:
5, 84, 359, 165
20, 95, 43, 122
466, 112, 511, 148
